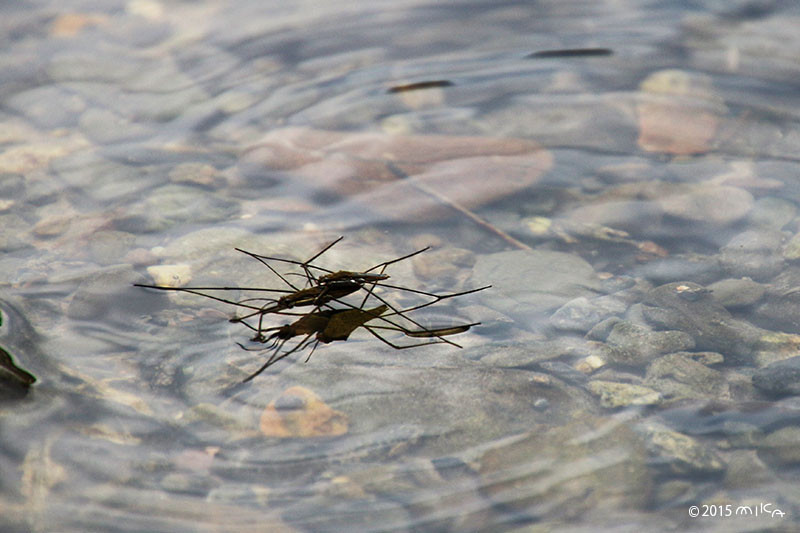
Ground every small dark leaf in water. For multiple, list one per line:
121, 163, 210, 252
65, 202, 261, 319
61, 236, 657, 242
388, 80, 454, 93
0, 345, 36, 386
526, 48, 613, 59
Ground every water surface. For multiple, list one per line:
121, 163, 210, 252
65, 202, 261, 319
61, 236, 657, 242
2, 1, 800, 531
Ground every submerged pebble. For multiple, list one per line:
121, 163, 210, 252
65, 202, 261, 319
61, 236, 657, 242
637, 421, 726, 476
636, 69, 724, 155
472, 249, 601, 322
259, 386, 348, 438
645, 353, 729, 401
752, 356, 800, 397
549, 295, 627, 333
719, 229, 784, 281
707, 277, 766, 309
603, 321, 695, 366
587, 380, 662, 408
658, 185, 753, 227
477, 417, 651, 516
641, 281, 763, 362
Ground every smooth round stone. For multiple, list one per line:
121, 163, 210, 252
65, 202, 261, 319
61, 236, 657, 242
87, 230, 137, 266
472, 249, 601, 323
707, 278, 766, 308
642, 282, 762, 362
658, 185, 753, 227
752, 356, 800, 397
67, 264, 152, 321
605, 321, 695, 365
749, 196, 797, 230
587, 380, 662, 408
636, 422, 726, 475
719, 229, 784, 281
645, 353, 729, 400
117, 184, 240, 233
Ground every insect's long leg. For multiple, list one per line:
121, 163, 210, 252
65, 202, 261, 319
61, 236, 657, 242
380, 286, 492, 317
235, 248, 303, 291
299, 236, 344, 284
134, 285, 269, 312
242, 332, 316, 382
363, 326, 450, 350
314, 284, 465, 348
363, 246, 429, 274
352, 246, 429, 308
342, 286, 464, 347
367, 322, 480, 337
236, 252, 336, 283
230, 303, 283, 323
303, 340, 321, 363
135, 284, 295, 294
236, 237, 344, 288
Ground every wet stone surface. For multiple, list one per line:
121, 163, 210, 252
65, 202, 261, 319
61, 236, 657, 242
752, 356, 800, 397
641, 282, 764, 363
472, 249, 602, 322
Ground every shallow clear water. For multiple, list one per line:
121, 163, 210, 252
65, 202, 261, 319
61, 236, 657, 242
3, 0, 800, 531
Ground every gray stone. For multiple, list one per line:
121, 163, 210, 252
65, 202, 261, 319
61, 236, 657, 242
587, 380, 662, 408
642, 282, 763, 362
719, 229, 784, 281
0, 213, 32, 252
659, 185, 753, 227
604, 321, 695, 366
87, 230, 137, 266
749, 196, 796, 230
752, 356, 800, 397
476, 416, 652, 517
708, 277, 766, 308
5, 85, 86, 128
632, 253, 722, 285
67, 264, 151, 321
117, 184, 240, 233
472, 249, 601, 323
756, 427, 800, 466
645, 353, 729, 400
549, 295, 626, 332
479, 94, 637, 152
637, 421, 726, 476
52, 151, 155, 203
78, 108, 154, 144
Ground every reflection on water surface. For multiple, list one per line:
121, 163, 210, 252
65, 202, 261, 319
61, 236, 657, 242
2, 0, 800, 531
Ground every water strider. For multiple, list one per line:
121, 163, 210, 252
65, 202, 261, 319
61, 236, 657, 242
136, 237, 488, 381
